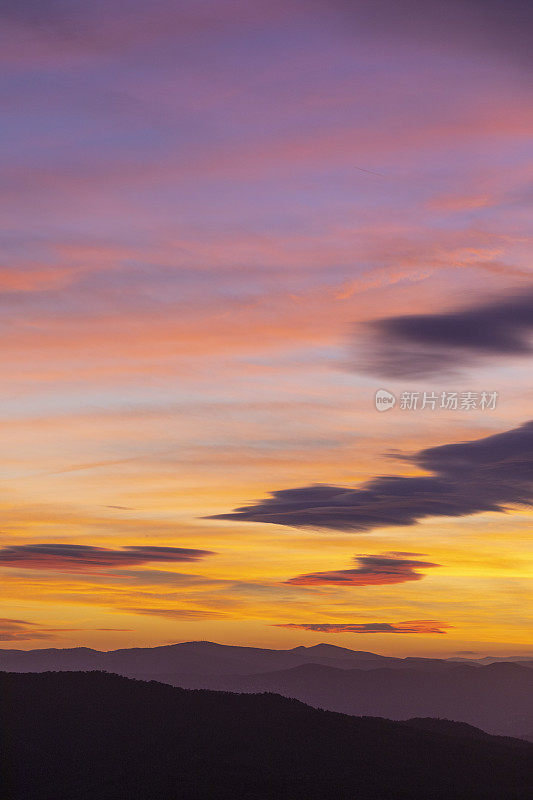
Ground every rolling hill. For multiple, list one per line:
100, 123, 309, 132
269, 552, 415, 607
1, 671, 533, 800
2, 641, 532, 739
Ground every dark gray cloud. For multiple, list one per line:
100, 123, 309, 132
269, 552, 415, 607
287, 552, 440, 586
0, 543, 214, 571
276, 621, 450, 634
210, 420, 533, 531
357, 289, 533, 379
323, 0, 533, 68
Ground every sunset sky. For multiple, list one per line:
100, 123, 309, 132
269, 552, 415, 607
1, 0, 532, 657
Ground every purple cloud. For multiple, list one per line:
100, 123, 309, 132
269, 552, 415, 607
276, 620, 451, 634
210, 421, 533, 531
287, 552, 440, 586
0, 544, 214, 572
356, 289, 533, 379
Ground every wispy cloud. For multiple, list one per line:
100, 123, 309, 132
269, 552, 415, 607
276, 620, 451, 634
0, 544, 214, 572
287, 552, 440, 586
122, 607, 228, 620
0, 617, 53, 641
0, 617, 121, 641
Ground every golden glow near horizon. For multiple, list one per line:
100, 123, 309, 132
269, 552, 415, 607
1, 1, 532, 657
2, 406, 533, 656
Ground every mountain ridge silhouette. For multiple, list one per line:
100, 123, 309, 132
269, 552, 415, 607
2, 670, 533, 800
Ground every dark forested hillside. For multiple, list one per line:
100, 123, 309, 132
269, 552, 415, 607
1, 671, 533, 800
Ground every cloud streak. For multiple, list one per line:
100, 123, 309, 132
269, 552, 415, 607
0, 617, 113, 641
286, 552, 440, 586
0, 617, 54, 642
276, 621, 451, 634
0, 544, 214, 572
356, 289, 533, 379
122, 607, 228, 620
211, 420, 533, 531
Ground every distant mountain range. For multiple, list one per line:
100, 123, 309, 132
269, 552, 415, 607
2, 671, 533, 799
2, 640, 533, 739
2, 639, 533, 674
1, 640, 454, 673
171, 660, 533, 740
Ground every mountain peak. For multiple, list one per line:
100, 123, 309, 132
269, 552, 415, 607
309, 643, 372, 655
291, 643, 375, 656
